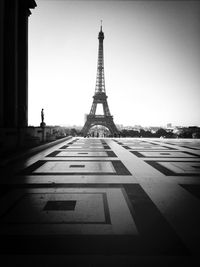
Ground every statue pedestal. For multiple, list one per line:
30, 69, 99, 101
40, 122, 46, 128
40, 122, 46, 142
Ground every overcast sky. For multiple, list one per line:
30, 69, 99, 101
28, 0, 200, 127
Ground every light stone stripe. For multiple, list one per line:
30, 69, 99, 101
107, 138, 200, 253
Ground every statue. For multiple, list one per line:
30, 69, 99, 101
40, 108, 46, 128
41, 108, 44, 123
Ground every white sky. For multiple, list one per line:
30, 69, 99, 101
28, 0, 200, 127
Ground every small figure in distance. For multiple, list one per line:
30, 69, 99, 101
41, 108, 44, 123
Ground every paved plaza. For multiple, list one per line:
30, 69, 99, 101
0, 137, 200, 266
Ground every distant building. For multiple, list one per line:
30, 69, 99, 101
149, 127, 160, 133
167, 123, 172, 128
116, 124, 124, 130
133, 125, 143, 131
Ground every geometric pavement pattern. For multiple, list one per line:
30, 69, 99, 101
0, 137, 200, 265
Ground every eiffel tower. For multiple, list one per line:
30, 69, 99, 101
82, 23, 118, 136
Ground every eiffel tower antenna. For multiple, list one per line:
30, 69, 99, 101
82, 25, 118, 137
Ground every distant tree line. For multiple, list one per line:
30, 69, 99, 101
119, 127, 200, 138
66, 128, 82, 137
62, 126, 200, 138
119, 128, 174, 138
177, 127, 200, 138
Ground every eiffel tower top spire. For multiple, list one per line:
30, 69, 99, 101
95, 21, 105, 93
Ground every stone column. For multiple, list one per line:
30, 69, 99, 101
0, 1, 4, 128
3, 0, 18, 128
17, 2, 29, 128
0, 0, 36, 149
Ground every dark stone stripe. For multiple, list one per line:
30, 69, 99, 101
145, 161, 200, 176
106, 151, 117, 157
180, 184, 200, 200
123, 184, 189, 255
131, 151, 200, 158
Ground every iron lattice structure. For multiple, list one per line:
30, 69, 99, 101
82, 24, 118, 136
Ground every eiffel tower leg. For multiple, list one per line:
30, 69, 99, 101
82, 119, 93, 136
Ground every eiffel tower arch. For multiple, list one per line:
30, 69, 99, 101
82, 23, 118, 137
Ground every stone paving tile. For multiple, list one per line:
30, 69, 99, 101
0, 137, 200, 263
